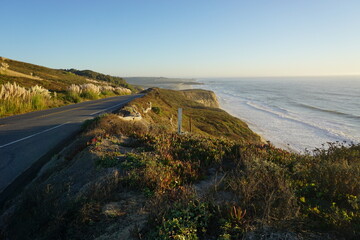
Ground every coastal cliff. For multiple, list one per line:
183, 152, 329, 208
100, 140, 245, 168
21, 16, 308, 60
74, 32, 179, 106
180, 89, 220, 108
133, 88, 260, 142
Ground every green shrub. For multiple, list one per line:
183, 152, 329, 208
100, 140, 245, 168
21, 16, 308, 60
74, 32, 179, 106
81, 90, 99, 100
100, 90, 115, 96
148, 200, 211, 240
293, 143, 360, 236
95, 153, 121, 168
152, 106, 161, 114
65, 91, 82, 103
31, 94, 47, 110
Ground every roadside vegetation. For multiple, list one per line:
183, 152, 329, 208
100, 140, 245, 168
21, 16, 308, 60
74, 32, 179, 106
1, 89, 359, 240
0, 57, 135, 117
0, 82, 54, 116
0, 82, 132, 117
64, 69, 133, 91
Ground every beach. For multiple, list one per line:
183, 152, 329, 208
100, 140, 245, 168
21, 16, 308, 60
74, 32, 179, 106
194, 77, 360, 152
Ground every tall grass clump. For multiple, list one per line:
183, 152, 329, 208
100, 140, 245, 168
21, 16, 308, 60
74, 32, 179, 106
29, 85, 51, 110
100, 85, 115, 96
65, 84, 132, 102
114, 86, 132, 95
66, 84, 82, 103
0, 82, 51, 116
80, 83, 100, 100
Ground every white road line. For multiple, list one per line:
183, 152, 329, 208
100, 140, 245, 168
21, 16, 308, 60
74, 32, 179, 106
0, 122, 70, 149
90, 100, 131, 116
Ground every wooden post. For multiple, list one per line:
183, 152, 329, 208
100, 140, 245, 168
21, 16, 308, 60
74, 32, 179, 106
178, 108, 182, 134
189, 117, 192, 133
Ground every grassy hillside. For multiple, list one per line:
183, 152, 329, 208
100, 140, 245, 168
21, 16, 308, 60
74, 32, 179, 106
65, 69, 134, 92
0, 57, 132, 91
1, 88, 359, 239
124, 77, 203, 90
128, 88, 261, 143
0, 57, 135, 117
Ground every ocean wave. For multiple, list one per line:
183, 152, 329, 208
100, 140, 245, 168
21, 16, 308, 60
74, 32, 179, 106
244, 101, 356, 142
198, 78, 360, 151
296, 103, 360, 120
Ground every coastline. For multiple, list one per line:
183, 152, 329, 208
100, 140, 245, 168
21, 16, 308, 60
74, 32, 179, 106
127, 76, 353, 153
188, 78, 360, 153
2, 87, 359, 239
126, 78, 271, 145
127, 79, 278, 148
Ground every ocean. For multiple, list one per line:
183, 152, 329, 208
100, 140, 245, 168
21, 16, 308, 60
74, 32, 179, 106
193, 77, 360, 152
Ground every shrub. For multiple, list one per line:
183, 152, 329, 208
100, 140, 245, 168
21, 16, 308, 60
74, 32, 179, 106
148, 200, 212, 240
84, 114, 149, 137
152, 106, 161, 114
226, 157, 299, 224
80, 83, 100, 100
294, 143, 360, 235
66, 91, 82, 103
95, 152, 122, 168
64, 84, 81, 103
114, 87, 132, 95
100, 85, 115, 96
31, 94, 46, 110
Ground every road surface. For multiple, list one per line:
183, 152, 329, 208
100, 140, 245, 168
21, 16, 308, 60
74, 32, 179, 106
0, 94, 142, 203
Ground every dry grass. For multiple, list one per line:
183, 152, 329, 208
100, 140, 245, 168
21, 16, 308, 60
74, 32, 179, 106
0, 82, 52, 116
0, 68, 43, 80
114, 86, 132, 95
0, 81, 133, 117
66, 84, 131, 102
84, 114, 149, 137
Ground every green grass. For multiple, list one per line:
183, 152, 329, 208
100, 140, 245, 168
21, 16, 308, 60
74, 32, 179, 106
130, 88, 261, 143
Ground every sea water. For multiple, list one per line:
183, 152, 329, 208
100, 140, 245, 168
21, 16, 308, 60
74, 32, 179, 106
194, 77, 360, 152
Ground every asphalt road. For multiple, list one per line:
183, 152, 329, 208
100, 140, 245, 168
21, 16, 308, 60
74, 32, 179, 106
0, 94, 142, 201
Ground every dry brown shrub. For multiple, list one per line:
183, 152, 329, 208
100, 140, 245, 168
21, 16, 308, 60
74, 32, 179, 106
148, 186, 196, 217
226, 158, 299, 224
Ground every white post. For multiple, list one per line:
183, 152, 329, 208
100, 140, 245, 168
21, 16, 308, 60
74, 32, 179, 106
178, 108, 182, 134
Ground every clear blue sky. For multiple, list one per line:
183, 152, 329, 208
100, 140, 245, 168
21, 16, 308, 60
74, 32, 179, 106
1, 0, 359, 77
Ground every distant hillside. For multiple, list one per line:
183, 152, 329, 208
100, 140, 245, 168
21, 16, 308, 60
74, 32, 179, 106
0, 57, 133, 92
65, 69, 134, 91
125, 77, 203, 90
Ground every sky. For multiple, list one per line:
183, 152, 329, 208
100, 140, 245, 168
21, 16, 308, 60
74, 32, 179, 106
1, 0, 360, 78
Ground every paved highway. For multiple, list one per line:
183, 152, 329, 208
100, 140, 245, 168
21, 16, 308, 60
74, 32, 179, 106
0, 94, 142, 201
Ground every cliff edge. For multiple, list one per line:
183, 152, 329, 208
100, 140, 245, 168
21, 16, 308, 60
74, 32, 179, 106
180, 89, 220, 108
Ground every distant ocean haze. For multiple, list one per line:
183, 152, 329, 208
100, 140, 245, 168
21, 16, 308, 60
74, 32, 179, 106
194, 77, 360, 152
